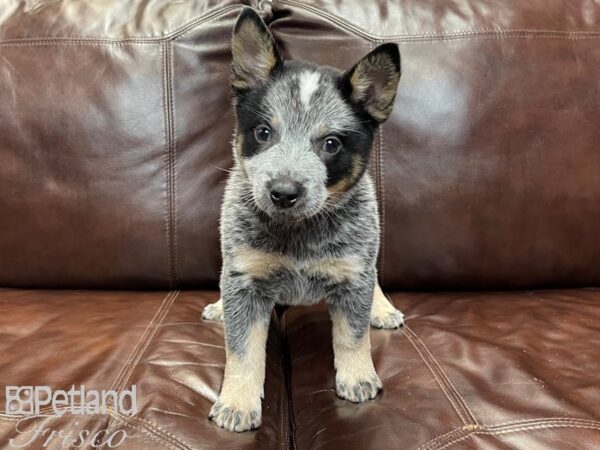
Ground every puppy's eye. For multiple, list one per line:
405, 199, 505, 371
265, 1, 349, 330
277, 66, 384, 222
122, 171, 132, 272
254, 125, 272, 143
322, 136, 342, 154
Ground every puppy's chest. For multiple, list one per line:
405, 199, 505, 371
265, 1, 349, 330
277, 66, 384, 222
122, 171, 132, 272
231, 244, 365, 286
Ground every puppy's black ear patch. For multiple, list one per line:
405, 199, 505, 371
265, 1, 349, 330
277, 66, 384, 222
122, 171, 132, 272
343, 43, 401, 123
231, 8, 281, 91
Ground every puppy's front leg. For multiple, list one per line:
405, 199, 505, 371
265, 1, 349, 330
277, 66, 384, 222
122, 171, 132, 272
329, 279, 382, 403
209, 287, 272, 432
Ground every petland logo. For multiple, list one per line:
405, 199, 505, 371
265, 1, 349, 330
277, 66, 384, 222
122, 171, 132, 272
4, 385, 137, 448
5, 385, 137, 417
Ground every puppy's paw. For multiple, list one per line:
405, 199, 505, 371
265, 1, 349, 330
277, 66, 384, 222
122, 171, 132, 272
336, 373, 382, 403
202, 299, 224, 322
371, 284, 405, 329
370, 307, 405, 329
209, 400, 261, 432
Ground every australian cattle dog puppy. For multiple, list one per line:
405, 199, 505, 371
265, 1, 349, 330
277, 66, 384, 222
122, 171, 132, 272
202, 7, 404, 432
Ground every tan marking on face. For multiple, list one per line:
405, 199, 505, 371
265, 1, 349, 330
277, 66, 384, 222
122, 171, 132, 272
318, 124, 329, 136
327, 155, 365, 195
234, 133, 244, 159
330, 309, 378, 385
232, 245, 294, 280
215, 320, 268, 413
306, 254, 364, 283
231, 20, 278, 90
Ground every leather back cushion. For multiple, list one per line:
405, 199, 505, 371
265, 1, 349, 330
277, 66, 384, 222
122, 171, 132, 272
1, 0, 599, 289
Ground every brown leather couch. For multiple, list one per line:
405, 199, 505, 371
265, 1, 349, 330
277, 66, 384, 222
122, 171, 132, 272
1, 1, 599, 449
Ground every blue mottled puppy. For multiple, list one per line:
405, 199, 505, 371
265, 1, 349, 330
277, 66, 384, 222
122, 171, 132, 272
202, 8, 404, 432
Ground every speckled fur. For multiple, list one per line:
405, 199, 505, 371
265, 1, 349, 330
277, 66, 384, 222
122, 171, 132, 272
205, 7, 402, 432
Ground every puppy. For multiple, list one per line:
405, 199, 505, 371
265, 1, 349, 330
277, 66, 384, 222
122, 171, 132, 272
202, 8, 404, 432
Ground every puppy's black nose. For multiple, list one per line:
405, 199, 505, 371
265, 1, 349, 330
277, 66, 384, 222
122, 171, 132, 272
270, 181, 302, 209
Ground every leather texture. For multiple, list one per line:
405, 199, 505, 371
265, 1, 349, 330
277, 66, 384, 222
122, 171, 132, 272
2, 0, 599, 289
0, 289, 289, 449
0, 1, 258, 289
1, 0, 599, 449
284, 290, 600, 449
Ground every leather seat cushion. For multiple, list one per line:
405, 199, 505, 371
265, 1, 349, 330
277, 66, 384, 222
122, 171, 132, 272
282, 289, 600, 449
0, 289, 289, 449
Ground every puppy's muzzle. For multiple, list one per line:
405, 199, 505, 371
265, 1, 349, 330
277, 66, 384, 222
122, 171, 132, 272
269, 178, 304, 209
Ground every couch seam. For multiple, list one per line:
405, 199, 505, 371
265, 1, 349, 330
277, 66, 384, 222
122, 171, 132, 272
418, 418, 600, 449
376, 111, 386, 287
162, 42, 178, 288
102, 412, 190, 450
132, 416, 201, 450
119, 421, 187, 450
402, 329, 469, 424
161, 43, 172, 288
406, 327, 479, 425
167, 40, 180, 286
276, 0, 600, 42
110, 291, 180, 393
490, 417, 600, 428
437, 423, 600, 450
105, 408, 198, 450
0, 407, 194, 450
108, 291, 177, 392
280, 313, 296, 450
0, 5, 241, 46
403, 326, 476, 425
417, 428, 468, 450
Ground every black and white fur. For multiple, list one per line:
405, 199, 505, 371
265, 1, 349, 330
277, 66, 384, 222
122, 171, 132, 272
202, 8, 404, 432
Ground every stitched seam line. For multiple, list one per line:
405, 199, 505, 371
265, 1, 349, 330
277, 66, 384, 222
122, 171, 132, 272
385, 33, 600, 43
162, 42, 177, 287
417, 428, 470, 450
132, 416, 201, 450
403, 325, 474, 425
405, 327, 478, 425
437, 423, 600, 450
279, 315, 296, 450
161, 42, 172, 287
376, 109, 386, 286
165, 40, 179, 286
277, 0, 600, 42
119, 422, 187, 450
114, 291, 179, 393
407, 328, 479, 425
490, 417, 600, 428
0, 407, 193, 450
420, 419, 600, 450
402, 328, 469, 424
104, 291, 176, 393
95, 412, 190, 450
0, 5, 241, 46
366, 38, 385, 283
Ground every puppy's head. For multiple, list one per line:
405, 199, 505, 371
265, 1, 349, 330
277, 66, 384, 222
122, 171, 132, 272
231, 8, 401, 221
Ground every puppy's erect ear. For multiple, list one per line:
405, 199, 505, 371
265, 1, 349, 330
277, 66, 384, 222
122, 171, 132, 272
343, 43, 401, 123
231, 8, 281, 91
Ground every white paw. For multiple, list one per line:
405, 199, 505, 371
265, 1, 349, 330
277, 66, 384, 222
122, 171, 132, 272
202, 299, 224, 322
336, 372, 382, 403
370, 307, 405, 329
209, 400, 261, 432
371, 284, 405, 329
